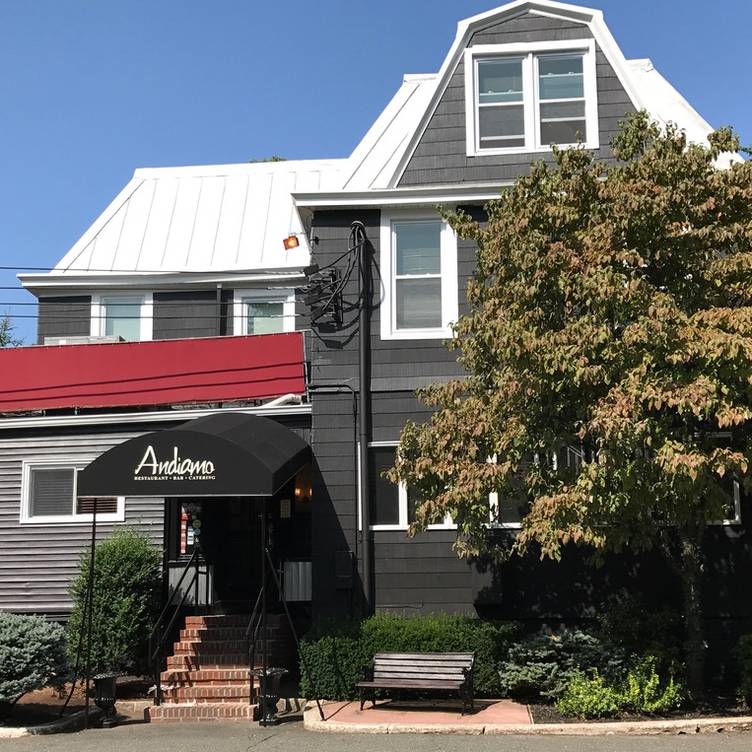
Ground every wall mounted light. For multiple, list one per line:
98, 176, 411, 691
283, 234, 300, 250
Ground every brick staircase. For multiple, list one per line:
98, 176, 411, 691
147, 613, 295, 722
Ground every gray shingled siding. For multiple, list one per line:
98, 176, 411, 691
153, 290, 229, 339
37, 296, 92, 344
399, 12, 635, 187
0, 428, 164, 615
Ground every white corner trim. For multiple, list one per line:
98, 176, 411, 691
232, 288, 296, 336
20, 459, 126, 526
379, 210, 458, 342
464, 39, 598, 157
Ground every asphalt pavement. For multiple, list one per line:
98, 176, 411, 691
1, 716, 751, 752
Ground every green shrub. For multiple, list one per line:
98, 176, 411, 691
299, 614, 517, 700
0, 613, 68, 711
67, 529, 161, 676
556, 657, 684, 719
556, 673, 621, 719
498, 629, 627, 702
735, 634, 752, 706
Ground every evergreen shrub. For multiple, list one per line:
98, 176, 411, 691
67, 529, 161, 676
736, 634, 752, 706
0, 612, 67, 712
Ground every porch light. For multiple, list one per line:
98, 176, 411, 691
283, 234, 300, 250
294, 465, 312, 504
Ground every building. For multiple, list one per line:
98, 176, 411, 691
2, 0, 749, 718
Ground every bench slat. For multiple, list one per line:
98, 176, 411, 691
374, 653, 473, 663
374, 662, 469, 672
357, 680, 463, 689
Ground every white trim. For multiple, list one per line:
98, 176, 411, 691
379, 211, 458, 341
464, 39, 598, 157
20, 459, 125, 526
232, 288, 296, 336
293, 183, 511, 209
90, 292, 153, 342
358, 441, 455, 532
0, 402, 311, 431
20, 270, 306, 293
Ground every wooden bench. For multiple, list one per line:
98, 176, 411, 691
356, 652, 475, 714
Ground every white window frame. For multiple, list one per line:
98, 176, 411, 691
708, 432, 743, 526
233, 289, 296, 336
464, 39, 599, 157
358, 441, 455, 532
90, 292, 153, 341
379, 211, 458, 341
20, 459, 125, 525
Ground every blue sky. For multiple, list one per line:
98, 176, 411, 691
1, 0, 750, 342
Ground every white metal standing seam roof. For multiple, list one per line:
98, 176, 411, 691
48, 159, 345, 275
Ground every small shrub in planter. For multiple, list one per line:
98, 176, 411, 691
498, 629, 627, 702
735, 634, 752, 707
0, 612, 68, 715
555, 673, 622, 719
67, 529, 161, 677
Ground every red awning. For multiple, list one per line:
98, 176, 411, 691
0, 333, 306, 413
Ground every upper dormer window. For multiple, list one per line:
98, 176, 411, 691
465, 40, 598, 156
90, 293, 153, 341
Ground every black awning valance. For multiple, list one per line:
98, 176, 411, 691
77, 412, 310, 498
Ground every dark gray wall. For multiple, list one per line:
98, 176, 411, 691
37, 296, 92, 344
153, 290, 232, 340
399, 12, 635, 186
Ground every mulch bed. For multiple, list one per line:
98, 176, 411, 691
529, 699, 750, 724
0, 677, 151, 728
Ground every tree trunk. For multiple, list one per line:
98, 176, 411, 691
677, 528, 705, 702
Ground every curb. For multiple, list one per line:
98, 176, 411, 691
0, 707, 104, 738
303, 706, 752, 736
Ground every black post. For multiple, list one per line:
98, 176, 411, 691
84, 498, 98, 730
260, 505, 268, 719
355, 221, 372, 614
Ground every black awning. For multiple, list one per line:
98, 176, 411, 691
77, 412, 310, 498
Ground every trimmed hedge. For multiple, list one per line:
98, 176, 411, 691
299, 614, 517, 700
0, 612, 68, 710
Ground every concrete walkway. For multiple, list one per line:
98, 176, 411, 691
307, 699, 531, 732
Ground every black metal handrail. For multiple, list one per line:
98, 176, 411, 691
245, 572, 267, 705
149, 547, 201, 706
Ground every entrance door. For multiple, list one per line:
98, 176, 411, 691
201, 497, 264, 612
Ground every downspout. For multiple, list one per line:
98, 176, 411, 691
354, 221, 372, 613
215, 283, 223, 336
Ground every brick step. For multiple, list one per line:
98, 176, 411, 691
162, 685, 256, 702
183, 615, 251, 628
147, 702, 257, 722
161, 668, 254, 684
167, 651, 295, 671
172, 639, 287, 655
179, 627, 285, 641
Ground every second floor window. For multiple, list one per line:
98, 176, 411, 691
234, 290, 295, 336
91, 293, 152, 341
380, 213, 458, 340
465, 40, 598, 156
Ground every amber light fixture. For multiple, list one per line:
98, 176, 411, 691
283, 234, 300, 250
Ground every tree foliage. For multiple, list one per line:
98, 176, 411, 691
390, 112, 751, 695
0, 315, 22, 347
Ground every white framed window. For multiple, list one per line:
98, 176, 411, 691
464, 39, 599, 156
90, 293, 153, 342
358, 442, 455, 531
233, 289, 296, 336
708, 433, 743, 526
21, 461, 124, 525
379, 212, 458, 341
